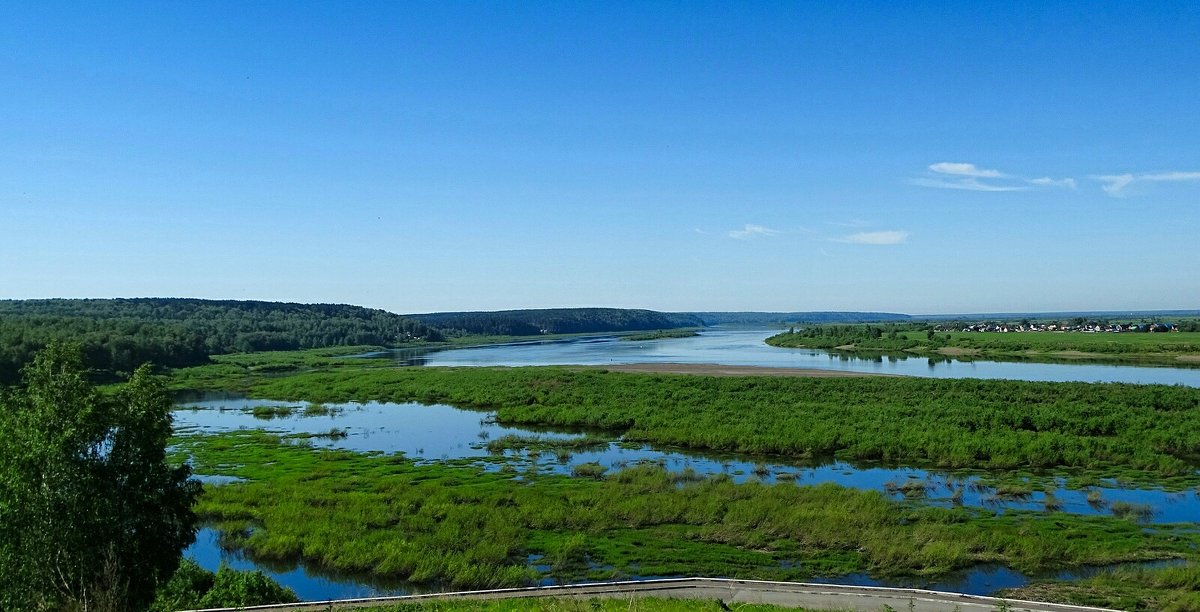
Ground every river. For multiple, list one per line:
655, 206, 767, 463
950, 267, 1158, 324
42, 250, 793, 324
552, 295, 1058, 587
399, 328, 1200, 387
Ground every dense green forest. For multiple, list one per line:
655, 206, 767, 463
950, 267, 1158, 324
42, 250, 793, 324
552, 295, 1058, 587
0, 298, 443, 382
409, 308, 703, 336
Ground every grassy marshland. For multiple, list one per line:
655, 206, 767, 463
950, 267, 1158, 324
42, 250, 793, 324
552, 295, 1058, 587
173, 365, 1200, 483
174, 430, 1200, 590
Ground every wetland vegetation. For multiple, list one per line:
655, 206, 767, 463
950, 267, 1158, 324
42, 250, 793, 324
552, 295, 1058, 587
172, 429, 1200, 591
999, 563, 1200, 611
173, 363, 1200, 484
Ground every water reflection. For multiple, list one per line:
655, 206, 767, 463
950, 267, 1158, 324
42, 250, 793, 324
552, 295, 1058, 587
185, 527, 415, 601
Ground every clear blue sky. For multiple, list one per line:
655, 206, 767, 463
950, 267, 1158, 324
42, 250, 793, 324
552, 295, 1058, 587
3, 2, 1197, 314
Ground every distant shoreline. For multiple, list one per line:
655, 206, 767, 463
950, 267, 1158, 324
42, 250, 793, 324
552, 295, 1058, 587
582, 362, 895, 377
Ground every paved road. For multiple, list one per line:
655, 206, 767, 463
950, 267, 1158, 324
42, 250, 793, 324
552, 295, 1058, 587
184, 577, 1116, 612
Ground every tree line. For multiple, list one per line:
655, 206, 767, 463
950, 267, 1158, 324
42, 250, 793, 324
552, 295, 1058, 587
0, 298, 444, 382
409, 307, 703, 337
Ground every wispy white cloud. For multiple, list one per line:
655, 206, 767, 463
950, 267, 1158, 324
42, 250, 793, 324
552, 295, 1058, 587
929, 162, 1005, 178
835, 230, 910, 245
1094, 171, 1200, 197
1094, 174, 1136, 196
1146, 171, 1200, 181
909, 177, 1027, 192
913, 162, 1075, 193
1029, 177, 1078, 189
728, 224, 780, 240
826, 218, 871, 228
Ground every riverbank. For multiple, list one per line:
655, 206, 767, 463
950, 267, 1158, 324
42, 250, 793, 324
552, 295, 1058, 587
766, 330, 1200, 369
585, 363, 891, 377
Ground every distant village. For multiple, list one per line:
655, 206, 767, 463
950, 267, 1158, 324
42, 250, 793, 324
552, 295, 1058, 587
935, 322, 1179, 334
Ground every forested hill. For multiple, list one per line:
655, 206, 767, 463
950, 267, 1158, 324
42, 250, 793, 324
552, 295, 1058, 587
0, 298, 443, 382
409, 308, 704, 336
686, 311, 911, 326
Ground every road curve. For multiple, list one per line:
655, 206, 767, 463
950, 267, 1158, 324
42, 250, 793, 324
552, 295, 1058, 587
182, 577, 1115, 612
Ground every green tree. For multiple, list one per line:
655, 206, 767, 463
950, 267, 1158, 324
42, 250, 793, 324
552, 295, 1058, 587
149, 560, 298, 612
0, 343, 201, 611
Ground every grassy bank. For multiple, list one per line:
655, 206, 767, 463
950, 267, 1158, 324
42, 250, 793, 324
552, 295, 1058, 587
766, 328, 1200, 367
174, 430, 1200, 591
171, 364, 1200, 483
999, 563, 1200, 611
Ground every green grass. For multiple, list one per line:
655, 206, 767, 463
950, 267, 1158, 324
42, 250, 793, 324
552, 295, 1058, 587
174, 365, 1200, 484
250, 404, 298, 419
766, 328, 1200, 366
171, 430, 1200, 591
999, 563, 1200, 612
484, 435, 614, 455
939, 330, 1200, 352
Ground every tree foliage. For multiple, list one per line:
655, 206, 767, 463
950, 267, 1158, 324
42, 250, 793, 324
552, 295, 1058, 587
0, 298, 445, 382
150, 559, 298, 612
0, 344, 201, 611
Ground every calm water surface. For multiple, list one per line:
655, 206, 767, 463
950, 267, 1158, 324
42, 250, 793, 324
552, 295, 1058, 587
410, 328, 1200, 387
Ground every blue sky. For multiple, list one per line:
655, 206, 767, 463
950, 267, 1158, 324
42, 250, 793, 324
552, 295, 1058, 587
2, 2, 1197, 314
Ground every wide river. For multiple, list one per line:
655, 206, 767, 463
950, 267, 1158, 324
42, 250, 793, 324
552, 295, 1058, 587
404, 328, 1200, 387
